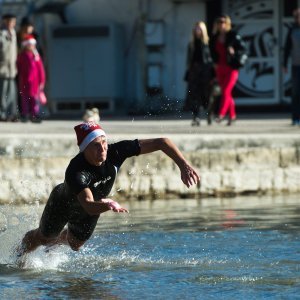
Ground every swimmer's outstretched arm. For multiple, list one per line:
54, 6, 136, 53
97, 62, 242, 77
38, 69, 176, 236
77, 188, 128, 216
138, 138, 200, 188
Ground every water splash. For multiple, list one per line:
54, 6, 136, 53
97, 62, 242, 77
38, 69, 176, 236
19, 246, 70, 270
0, 204, 40, 266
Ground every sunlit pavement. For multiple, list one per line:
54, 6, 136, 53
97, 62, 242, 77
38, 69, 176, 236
0, 113, 298, 136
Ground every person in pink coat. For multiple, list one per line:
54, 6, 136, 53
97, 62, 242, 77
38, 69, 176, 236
17, 34, 45, 122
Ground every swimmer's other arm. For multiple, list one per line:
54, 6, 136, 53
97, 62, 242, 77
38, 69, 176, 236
77, 188, 128, 216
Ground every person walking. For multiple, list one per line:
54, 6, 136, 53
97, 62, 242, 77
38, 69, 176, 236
16, 122, 200, 262
0, 14, 18, 122
184, 21, 214, 126
17, 34, 46, 122
284, 8, 300, 126
209, 14, 247, 126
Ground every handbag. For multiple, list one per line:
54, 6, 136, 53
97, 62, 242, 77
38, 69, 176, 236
211, 81, 221, 97
228, 52, 248, 69
39, 90, 47, 105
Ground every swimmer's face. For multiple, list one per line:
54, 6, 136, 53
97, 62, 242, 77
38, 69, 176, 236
84, 136, 108, 166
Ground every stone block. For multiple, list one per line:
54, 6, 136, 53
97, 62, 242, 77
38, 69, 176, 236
128, 175, 140, 193
284, 167, 300, 192
280, 147, 298, 168
114, 175, 131, 194
237, 148, 280, 169
166, 175, 186, 193
151, 175, 166, 193
10, 179, 32, 203
0, 158, 20, 180
259, 169, 273, 191
43, 158, 69, 171
11, 178, 52, 204
189, 150, 210, 170
222, 171, 238, 191
272, 168, 284, 191
208, 149, 237, 171
200, 171, 221, 194
0, 180, 10, 203
138, 175, 151, 194
238, 170, 260, 192
45, 159, 66, 180
222, 170, 260, 193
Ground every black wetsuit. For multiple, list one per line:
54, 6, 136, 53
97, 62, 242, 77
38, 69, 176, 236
40, 139, 141, 241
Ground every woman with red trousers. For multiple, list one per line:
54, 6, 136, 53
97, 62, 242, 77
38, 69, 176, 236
209, 14, 247, 126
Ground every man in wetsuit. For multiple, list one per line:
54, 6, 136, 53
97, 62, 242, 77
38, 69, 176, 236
18, 122, 200, 255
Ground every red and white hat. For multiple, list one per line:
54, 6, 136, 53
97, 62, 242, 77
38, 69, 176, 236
74, 122, 106, 152
21, 34, 36, 47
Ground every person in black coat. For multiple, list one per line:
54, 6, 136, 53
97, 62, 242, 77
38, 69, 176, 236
283, 8, 300, 126
184, 21, 214, 126
209, 14, 247, 125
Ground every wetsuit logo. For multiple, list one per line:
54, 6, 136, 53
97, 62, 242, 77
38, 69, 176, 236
94, 176, 111, 188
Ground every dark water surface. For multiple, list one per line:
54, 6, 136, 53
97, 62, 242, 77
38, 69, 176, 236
1, 195, 300, 299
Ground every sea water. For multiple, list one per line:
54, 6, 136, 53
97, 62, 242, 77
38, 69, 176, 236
0, 195, 300, 299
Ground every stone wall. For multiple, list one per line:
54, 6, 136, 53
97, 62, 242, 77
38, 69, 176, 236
0, 134, 299, 204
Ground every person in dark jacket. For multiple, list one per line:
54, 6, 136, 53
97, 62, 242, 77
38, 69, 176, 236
284, 8, 300, 126
0, 14, 18, 122
184, 21, 214, 126
209, 14, 247, 126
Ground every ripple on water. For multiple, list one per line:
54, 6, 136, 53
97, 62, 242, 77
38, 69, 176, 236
1, 196, 300, 299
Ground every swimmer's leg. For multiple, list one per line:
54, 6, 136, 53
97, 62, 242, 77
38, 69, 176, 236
54, 228, 87, 251
65, 214, 100, 251
15, 227, 61, 267
17, 184, 68, 257
18, 227, 59, 255
43, 228, 87, 252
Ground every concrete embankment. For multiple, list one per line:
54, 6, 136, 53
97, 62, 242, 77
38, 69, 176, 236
0, 131, 299, 204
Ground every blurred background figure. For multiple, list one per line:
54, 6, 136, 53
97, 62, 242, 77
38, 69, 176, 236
83, 107, 101, 123
17, 17, 42, 56
16, 17, 43, 115
0, 13, 18, 122
209, 14, 247, 126
17, 34, 46, 123
284, 8, 300, 127
184, 21, 214, 126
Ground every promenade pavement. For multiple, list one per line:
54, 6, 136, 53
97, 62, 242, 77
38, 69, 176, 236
0, 113, 299, 136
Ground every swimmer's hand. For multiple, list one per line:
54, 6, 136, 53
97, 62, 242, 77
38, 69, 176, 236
100, 198, 129, 213
179, 162, 200, 188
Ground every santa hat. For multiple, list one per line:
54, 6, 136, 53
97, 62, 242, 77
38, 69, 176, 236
21, 34, 36, 47
74, 122, 106, 152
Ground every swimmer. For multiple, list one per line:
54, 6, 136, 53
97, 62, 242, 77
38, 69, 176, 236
17, 122, 200, 259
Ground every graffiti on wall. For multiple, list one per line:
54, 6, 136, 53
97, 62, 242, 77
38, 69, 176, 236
227, 0, 291, 100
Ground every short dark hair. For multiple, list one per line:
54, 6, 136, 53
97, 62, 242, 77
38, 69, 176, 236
217, 13, 229, 20
20, 16, 33, 27
2, 13, 16, 20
